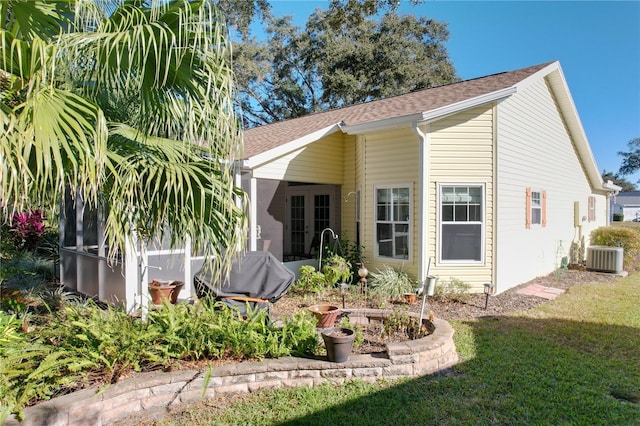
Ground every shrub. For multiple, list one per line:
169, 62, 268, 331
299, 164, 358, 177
590, 226, 640, 270
612, 213, 624, 222
339, 235, 365, 284
381, 307, 430, 339
6, 210, 45, 252
321, 254, 352, 286
292, 265, 327, 294
337, 316, 364, 348
433, 277, 471, 302
1, 255, 56, 288
368, 265, 416, 300
0, 299, 320, 418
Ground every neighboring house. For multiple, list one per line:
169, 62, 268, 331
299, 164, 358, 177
612, 191, 640, 221
239, 61, 619, 294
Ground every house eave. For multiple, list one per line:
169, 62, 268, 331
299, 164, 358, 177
537, 62, 604, 191
242, 123, 342, 169
340, 87, 517, 135
603, 180, 622, 194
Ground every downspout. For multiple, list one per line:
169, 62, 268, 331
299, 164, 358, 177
492, 103, 499, 291
412, 121, 429, 283
602, 180, 621, 225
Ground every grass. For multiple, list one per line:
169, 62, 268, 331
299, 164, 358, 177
152, 273, 640, 426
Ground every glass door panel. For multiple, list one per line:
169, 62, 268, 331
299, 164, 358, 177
290, 195, 306, 255
285, 187, 334, 259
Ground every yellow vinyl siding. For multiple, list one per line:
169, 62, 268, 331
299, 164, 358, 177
360, 128, 420, 279
341, 135, 358, 239
252, 133, 344, 183
428, 105, 495, 292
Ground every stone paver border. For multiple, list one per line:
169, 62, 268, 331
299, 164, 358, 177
6, 312, 458, 426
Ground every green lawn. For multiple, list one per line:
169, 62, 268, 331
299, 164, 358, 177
155, 273, 640, 426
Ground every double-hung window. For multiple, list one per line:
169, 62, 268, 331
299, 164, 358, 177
375, 186, 410, 259
526, 188, 546, 228
439, 185, 483, 263
530, 191, 542, 225
588, 196, 596, 222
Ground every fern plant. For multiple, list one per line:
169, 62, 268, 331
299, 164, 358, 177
1, 296, 321, 419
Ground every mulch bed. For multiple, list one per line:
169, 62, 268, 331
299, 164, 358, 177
272, 269, 621, 323
270, 269, 621, 355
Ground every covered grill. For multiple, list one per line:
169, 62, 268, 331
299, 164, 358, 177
193, 251, 295, 316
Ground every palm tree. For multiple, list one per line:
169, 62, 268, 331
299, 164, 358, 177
1, 0, 246, 281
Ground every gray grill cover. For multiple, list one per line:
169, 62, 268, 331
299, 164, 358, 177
194, 251, 295, 315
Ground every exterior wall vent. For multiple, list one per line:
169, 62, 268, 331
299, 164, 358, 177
586, 246, 624, 274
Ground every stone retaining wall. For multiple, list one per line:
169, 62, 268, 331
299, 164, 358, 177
6, 317, 458, 426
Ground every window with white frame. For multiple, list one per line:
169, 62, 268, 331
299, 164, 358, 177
439, 185, 483, 262
525, 188, 546, 228
588, 196, 596, 222
375, 186, 410, 259
531, 190, 542, 225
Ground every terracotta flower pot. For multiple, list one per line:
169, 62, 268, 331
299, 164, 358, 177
169, 281, 184, 304
308, 304, 340, 328
404, 293, 417, 305
148, 280, 183, 305
321, 327, 355, 363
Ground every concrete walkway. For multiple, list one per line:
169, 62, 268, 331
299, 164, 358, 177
516, 284, 566, 300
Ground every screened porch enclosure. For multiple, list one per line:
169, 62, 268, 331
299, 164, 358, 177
59, 194, 201, 311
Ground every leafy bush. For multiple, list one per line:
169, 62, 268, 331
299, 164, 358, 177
318, 234, 364, 284
590, 226, 640, 270
339, 235, 365, 284
292, 265, 328, 294
321, 254, 352, 285
0, 312, 24, 357
337, 316, 364, 348
433, 277, 471, 302
368, 265, 416, 300
4, 210, 45, 252
0, 300, 319, 418
1, 255, 56, 288
612, 213, 624, 222
381, 307, 430, 339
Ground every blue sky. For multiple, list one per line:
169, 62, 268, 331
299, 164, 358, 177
265, 0, 640, 184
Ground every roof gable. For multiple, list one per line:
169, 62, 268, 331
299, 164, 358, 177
241, 60, 608, 193
242, 62, 552, 158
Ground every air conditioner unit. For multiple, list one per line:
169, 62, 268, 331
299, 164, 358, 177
586, 246, 624, 274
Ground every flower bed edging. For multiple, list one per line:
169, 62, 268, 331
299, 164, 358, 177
6, 317, 457, 426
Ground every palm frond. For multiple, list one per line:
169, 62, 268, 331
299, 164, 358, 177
2, 0, 246, 282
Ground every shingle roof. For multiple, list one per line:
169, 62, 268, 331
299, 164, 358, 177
242, 61, 554, 159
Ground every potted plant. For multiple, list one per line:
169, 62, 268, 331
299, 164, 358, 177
148, 280, 183, 305
404, 292, 417, 305
321, 327, 355, 362
367, 265, 416, 301
308, 304, 340, 328
321, 254, 352, 286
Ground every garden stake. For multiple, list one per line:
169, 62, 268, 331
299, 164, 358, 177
418, 257, 433, 326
